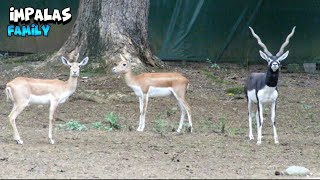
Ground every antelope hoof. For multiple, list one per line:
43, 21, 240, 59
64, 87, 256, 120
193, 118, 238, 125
16, 139, 23, 145
249, 135, 254, 140
257, 140, 262, 145
176, 128, 181, 133
275, 140, 279, 144
49, 139, 55, 144
136, 127, 143, 132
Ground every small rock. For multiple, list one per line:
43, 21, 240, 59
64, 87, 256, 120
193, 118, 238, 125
57, 169, 65, 172
283, 166, 311, 176
12, 66, 24, 72
0, 157, 8, 161
117, 93, 127, 98
171, 107, 178, 111
275, 171, 282, 176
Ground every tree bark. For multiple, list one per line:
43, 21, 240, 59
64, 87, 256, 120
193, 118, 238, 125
49, 0, 162, 68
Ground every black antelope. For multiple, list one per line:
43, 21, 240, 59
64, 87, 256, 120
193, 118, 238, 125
245, 26, 296, 144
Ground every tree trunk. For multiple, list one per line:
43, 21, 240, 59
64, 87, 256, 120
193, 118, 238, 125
49, 0, 162, 68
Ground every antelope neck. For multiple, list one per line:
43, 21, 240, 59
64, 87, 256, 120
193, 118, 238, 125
265, 67, 279, 87
67, 76, 78, 92
124, 69, 136, 86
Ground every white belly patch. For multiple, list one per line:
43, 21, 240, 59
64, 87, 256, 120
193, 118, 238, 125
29, 91, 73, 105
258, 86, 278, 103
128, 85, 173, 97
247, 86, 278, 104
148, 87, 172, 97
59, 92, 72, 104
29, 94, 51, 104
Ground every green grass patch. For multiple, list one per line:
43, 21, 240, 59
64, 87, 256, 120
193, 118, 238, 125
56, 120, 88, 131
199, 117, 245, 136
92, 121, 103, 130
226, 86, 244, 96
299, 101, 313, 110
206, 58, 221, 70
104, 112, 122, 131
201, 69, 226, 84
81, 66, 106, 77
90, 112, 123, 131
153, 118, 168, 134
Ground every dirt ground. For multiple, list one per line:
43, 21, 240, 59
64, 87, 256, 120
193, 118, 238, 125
0, 58, 319, 179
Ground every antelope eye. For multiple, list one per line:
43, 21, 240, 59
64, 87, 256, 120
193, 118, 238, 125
123, 63, 127, 67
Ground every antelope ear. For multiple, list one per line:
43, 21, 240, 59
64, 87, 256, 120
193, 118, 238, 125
259, 50, 271, 62
79, 57, 89, 66
277, 51, 289, 62
61, 56, 72, 67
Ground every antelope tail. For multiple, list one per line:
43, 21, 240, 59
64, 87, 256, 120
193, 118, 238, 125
5, 87, 14, 102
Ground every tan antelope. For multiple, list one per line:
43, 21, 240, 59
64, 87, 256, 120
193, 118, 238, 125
5, 55, 89, 144
112, 55, 192, 133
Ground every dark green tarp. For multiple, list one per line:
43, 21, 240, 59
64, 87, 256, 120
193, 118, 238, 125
148, 0, 320, 64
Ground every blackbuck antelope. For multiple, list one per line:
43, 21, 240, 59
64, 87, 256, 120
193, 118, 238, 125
245, 26, 295, 144
5, 55, 89, 144
112, 55, 192, 133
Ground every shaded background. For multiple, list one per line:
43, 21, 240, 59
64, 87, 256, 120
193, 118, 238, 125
1, 0, 320, 65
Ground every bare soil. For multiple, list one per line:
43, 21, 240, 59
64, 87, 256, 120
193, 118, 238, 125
0, 59, 319, 179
